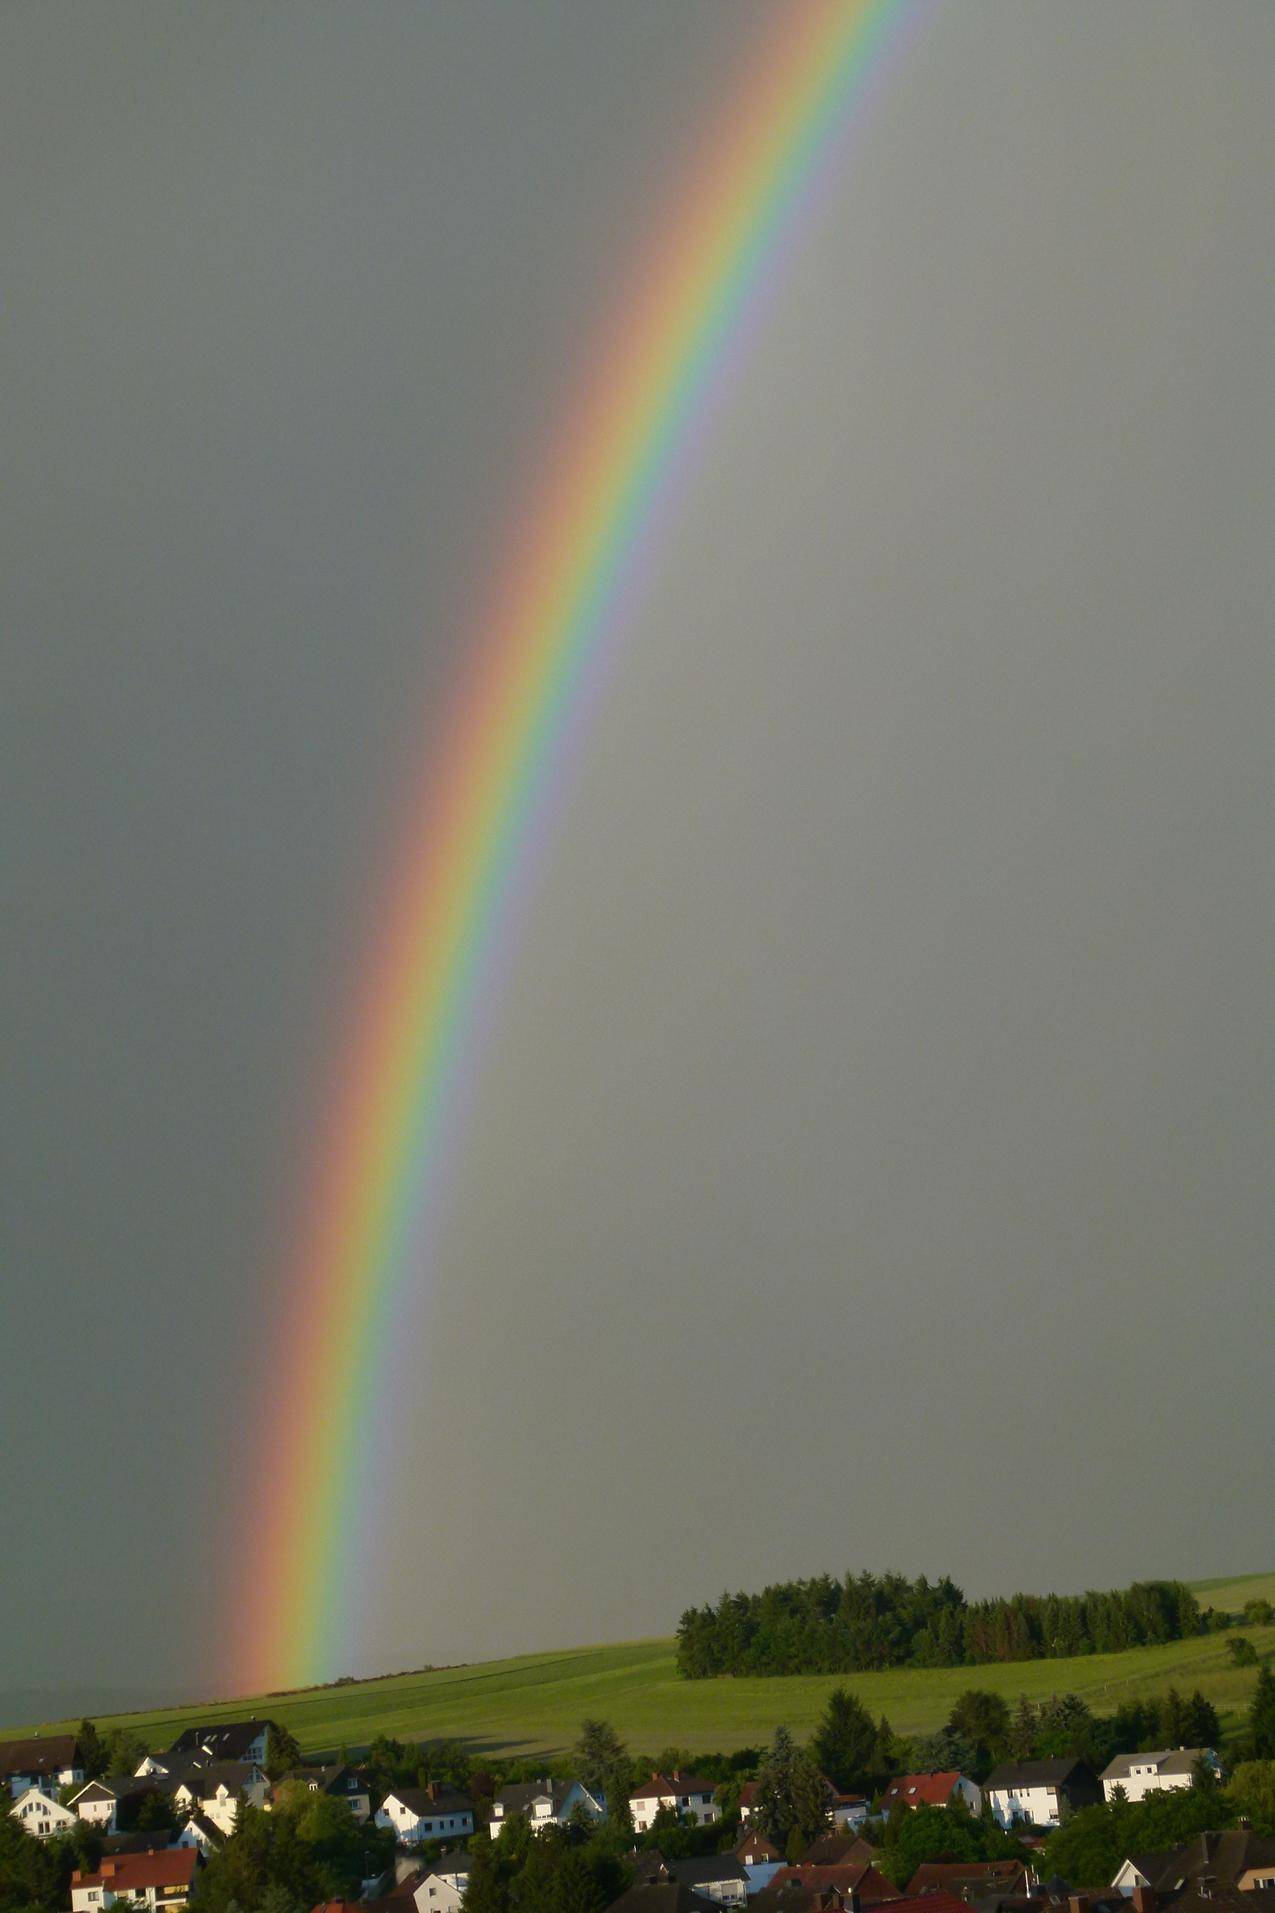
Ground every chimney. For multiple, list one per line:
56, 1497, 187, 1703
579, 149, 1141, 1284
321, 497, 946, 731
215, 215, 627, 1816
1068, 1896, 1091, 1913
1132, 1890, 1158, 1913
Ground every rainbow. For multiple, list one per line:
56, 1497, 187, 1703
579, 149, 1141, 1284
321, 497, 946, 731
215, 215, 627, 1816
236, 0, 922, 1693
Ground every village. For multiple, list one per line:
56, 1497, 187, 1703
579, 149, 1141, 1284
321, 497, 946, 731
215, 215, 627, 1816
4, 1687, 1275, 1913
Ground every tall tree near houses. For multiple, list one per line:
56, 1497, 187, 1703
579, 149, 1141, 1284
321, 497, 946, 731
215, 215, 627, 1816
754, 1726, 830, 1850
812, 1688, 878, 1792
1250, 1665, 1275, 1760
1008, 1696, 1037, 1760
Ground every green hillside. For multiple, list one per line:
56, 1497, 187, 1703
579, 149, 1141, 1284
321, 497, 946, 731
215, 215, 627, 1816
6, 1572, 1272, 1759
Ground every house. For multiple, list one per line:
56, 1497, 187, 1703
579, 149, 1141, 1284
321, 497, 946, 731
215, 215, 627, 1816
165, 1720, 274, 1766
606, 1883, 703, 1913
799, 1837, 880, 1870
904, 1861, 1032, 1899
1100, 1751, 1220, 1805
827, 1791, 870, 1832
70, 1847, 199, 1911
983, 1760, 1099, 1830
172, 1760, 270, 1833
0, 1734, 84, 1798
278, 1764, 372, 1821
409, 1849, 474, 1913
175, 1811, 227, 1858
10, 1784, 79, 1839
630, 1772, 719, 1831
881, 1772, 982, 1817
670, 1856, 751, 1908
489, 1777, 605, 1837
377, 1783, 475, 1846
72, 1772, 173, 1831
1111, 1832, 1275, 1897
752, 1862, 901, 1911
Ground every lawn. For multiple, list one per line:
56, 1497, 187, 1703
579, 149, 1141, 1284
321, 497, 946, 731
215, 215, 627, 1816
6, 1572, 1271, 1759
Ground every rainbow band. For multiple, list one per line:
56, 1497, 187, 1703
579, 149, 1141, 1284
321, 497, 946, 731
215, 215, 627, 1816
239, 0, 919, 1692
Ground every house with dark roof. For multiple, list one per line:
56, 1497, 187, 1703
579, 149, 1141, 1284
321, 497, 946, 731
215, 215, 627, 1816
489, 1777, 605, 1838
0, 1733, 83, 1798
171, 1760, 270, 1834
904, 1861, 1031, 1900
278, 1763, 372, 1822
800, 1837, 880, 1871
881, 1772, 982, 1817
403, 1848, 473, 1913
670, 1855, 750, 1908
70, 1846, 199, 1912
165, 1720, 275, 1766
1111, 1831, 1275, 1897
984, 1759, 1099, 1830
175, 1810, 229, 1858
377, 1782, 475, 1847
630, 1772, 719, 1832
1100, 1750, 1219, 1805
740, 1778, 868, 1831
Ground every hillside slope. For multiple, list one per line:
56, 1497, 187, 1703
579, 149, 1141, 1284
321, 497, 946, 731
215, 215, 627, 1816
7, 1571, 1272, 1758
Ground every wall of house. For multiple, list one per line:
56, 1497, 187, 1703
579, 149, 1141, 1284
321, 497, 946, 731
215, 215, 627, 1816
988, 1784, 1060, 1829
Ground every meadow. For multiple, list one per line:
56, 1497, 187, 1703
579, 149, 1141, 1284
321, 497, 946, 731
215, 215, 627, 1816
8, 1572, 1273, 1761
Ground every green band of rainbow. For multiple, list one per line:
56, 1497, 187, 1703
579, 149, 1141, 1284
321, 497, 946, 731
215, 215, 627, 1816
236, 0, 918, 1693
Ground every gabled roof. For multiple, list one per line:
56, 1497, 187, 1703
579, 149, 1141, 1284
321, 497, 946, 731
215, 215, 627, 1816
606, 1883, 701, 1913
185, 1811, 228, 1847
0, 1734, 80, 1778
757, 1863, 900, 1906
736, 1828, 784, 1864
173, 1759, 262, 1798
73, 1847, 199, 1892
1100, 1748, 1210, 1783
882, 1772, 969, 1808
800, 1836, 879, 1869
671, 1857, 750, 1889
630, 1770, 716, 1801
495, 1777, 574, 1814
1117, 1831, 1275, 1891
905, 1861, 1029, 1896
984, 1760, 1093, 1791
425, 1848, 473, 1877
167, 1720, 273, 1762
384, 1784, 473, 1816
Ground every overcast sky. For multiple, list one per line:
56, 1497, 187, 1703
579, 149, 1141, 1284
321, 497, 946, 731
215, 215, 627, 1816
3, 0, 1273, 1720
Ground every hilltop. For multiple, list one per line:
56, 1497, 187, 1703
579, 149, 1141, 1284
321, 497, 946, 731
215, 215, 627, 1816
5, 1570, 1273, 1760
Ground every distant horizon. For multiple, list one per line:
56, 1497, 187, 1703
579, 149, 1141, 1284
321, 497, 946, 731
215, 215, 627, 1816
4, 1562, 1269, 1735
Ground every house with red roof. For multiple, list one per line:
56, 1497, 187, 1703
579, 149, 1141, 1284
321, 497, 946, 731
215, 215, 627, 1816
70, 1846, 198, 1911
880, 1771, 982, 1816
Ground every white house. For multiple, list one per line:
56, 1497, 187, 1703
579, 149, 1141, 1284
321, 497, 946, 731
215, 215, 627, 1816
70, 1848, 199, 1911
410, 1848, 473, 1913
377, 1784, 475, 1847
630, 1771, 719, 1832
175, 1811, 227, 1858
489, 1778, 605, 1838
70, 1781, 121, 1831
739, 1777, 868, 1830
1100, 1749, 1219, 1804
172, 1761, 270, 1835
277, 1762, 372, 1821
11, 1785, 79, 1839
0, 1734, 84, 1799
984, 1759, 1100, 1830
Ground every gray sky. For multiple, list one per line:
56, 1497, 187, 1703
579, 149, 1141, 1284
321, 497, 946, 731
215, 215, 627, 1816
3, 0, 1273, 1716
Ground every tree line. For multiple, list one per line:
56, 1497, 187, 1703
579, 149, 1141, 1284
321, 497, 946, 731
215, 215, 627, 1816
676, 1572, 1208, 1676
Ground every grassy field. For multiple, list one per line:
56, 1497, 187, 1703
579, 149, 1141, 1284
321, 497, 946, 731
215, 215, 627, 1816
7, 1573, 1272, 1760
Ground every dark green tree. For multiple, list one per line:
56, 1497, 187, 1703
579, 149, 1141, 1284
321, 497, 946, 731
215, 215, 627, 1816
77, 1720, 106, 1782
1250, 1664, 1275, 1760
946, 1691, 1010, 1770
1230, 1637, 1260, 1668
1225, 1761, 1275, 1836
265, 1722, 304, 1780
812, 1688, 879, 1791
574, 1718, 630, 1825
1007, 1697, 1037, 1760
753, 1727, 830, 1850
